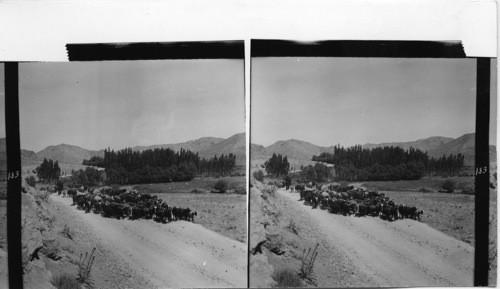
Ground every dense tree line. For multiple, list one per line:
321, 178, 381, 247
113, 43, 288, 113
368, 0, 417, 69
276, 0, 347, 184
312, 145, 464, 181
300, 163, 333, 182
198, 154, 237, 176
426, 154, 465, 176
36, 158, 61, 182
83, 147, 200, 184
83, 147, 237, 185
265, 153, 290, 177
67, 167, 105, 187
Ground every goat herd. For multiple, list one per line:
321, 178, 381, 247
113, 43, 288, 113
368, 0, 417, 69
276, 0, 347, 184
293, 184, 424, 221
64, 187, 197, 224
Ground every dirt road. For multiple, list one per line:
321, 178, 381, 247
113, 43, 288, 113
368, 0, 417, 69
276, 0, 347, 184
51, 194, 247, 288
277, 188, 474, 287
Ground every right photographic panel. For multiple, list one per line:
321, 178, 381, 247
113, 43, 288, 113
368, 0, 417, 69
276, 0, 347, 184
249, 41, 497, 287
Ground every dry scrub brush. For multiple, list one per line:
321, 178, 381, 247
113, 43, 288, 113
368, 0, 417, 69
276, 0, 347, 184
299, 243, 319, 286
76, 247, 96, 288
265, 233, 286, 255
52, 273, 81, 289
263, 185, 277, 197
61, 224, 73, 240
272, 267, 304, 288
285, 219, 299, 235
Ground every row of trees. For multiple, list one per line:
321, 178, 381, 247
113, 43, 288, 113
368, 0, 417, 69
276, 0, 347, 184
105, 163, 197, 185
264, 153, 290, 177
84, 147, 200, 172
83, 147, 201, 185
36, 158, 61, 182
83, 147, 237, 185
67, 167, 105, 187
299, 163, 333, 182
198, 154, 237, 176
312, 145, 465, 181
427, 154, 465, 176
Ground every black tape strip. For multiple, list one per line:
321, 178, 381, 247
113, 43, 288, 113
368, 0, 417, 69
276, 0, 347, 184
251, 40, 466, 58
474, 58, 490, 286
66, 41, 244, 61
5, 62, 23, 289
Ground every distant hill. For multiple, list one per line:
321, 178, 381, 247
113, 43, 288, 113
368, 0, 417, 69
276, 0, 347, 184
264, 139, 328, 161
253, 133, 496, 167
362, 136, 454, 153
132, 137, 224, 154
198, 133, 246, 166
21, 149, 38, 165
132, 133, 245, 165
35, 144, 104, 166
250, 143, 269, 160
425, 133, 496, 166
199, 133, 244, 157
361, 133, 495, 167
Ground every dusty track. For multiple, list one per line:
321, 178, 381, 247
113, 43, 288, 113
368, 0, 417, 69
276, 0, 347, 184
278, 188, 474, 287
51, 194, 246, 288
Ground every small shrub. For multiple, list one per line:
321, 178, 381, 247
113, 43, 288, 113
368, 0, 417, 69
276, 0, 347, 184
190, 189, 204, 194
462, 187, 475, 195
52, 273, 81, 289
272, 267, 303, 288
441, 179, 456, 193
285, 219, 299, 235
339, 181, 349, 187
233, 187, 246, 195
299, 243, 319, 285
213, 179, 228, 193
61, 224, 73, 240
34, 190, 50, 203
42, 240, 62, 261
253, 170, 265, 182
76, 247, 96, 288
419, 187, 433, 193
262, 185, 277, 197
265, 233, 285, 255
25, 176, 37, 188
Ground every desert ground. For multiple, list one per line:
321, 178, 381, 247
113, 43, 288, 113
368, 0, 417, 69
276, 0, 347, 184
20, 176, 247, 289
250, 173, 496, 287
134, 176, 246, 243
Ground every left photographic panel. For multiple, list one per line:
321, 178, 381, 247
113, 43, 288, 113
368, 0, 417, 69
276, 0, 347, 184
18, 43, 247, 289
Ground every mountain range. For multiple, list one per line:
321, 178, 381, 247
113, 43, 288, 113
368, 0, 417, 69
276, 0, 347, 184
18, 133, 246, 167
252, 133, 496, 167
2, 132, 496, 169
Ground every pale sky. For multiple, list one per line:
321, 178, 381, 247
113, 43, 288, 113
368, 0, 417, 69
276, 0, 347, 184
19, 60, 244, 152
252, 57, 497, 147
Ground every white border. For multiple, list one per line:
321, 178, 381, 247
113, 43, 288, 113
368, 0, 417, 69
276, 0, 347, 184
0, 0, 496, 61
